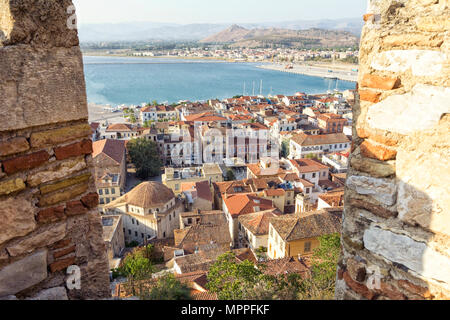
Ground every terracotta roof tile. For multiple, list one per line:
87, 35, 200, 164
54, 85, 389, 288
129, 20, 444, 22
259, 257, 311, 277
291, 133, 350, 146
92, 139, 126, 165
105, 182, 174, 209
106, 123, 134, 132
270, 208, 343, 242
223, 194, 275, 218
290, 158, 329, 174
238, 209, 281, 236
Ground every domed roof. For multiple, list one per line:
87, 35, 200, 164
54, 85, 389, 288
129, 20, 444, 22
106, 182, 175, 209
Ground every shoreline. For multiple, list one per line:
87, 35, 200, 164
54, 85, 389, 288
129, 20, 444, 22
88, 102, 127, 124
257, 63, 358, 82
82, 52, 238, 63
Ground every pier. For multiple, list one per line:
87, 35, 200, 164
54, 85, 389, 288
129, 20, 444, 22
257, 64, 358, 83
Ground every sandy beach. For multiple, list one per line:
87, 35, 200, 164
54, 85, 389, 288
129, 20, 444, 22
88, 102, 128, 124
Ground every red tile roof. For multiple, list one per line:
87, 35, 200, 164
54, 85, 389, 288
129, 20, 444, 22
92, 139, 126, 165
290, 158, 329, 174
238, 209, 281, 236
184, 112, 227, 122
181, 180, 213, 202
290, 132, 350, 146
106, 123, 134, 132
223, 194, 275, 218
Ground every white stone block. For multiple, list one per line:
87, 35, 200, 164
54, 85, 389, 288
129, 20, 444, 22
371, 50, 446, 77
347, 175, 397, 206
0, 250, 48, 296
364, 226, 450, 286
366, 84, 450, 135
26, 287, 68, 300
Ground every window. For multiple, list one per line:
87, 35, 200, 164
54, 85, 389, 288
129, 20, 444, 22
128, 230, 131, 235
187, 218, 192, 224
98, 189, 103, 195
312, 173, 316, 178
304, 242, 312, 253
105, 189, 109, 195
135, 231, 138, 237
136, 221, 139, 226
111, 189, 115, 194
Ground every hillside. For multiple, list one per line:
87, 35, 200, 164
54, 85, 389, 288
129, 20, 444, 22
200, 25, 359, 48
77, 18, 363, 43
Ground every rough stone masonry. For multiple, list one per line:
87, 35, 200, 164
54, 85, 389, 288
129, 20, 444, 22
336, 0, 450, 300
0, 0, 110, 299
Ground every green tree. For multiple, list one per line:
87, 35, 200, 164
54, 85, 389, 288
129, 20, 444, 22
207, 252, 263, 300
120, 249, 154, 280
281, 140, 290, 158
141, 274, 192, 300
308, 233, 341, 298
226, 169, 236, 181
119, 247, 155, 295
243, 273, 303, 300
127, 138, 162, 179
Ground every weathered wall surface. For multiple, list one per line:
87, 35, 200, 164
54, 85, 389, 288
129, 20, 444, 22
336, 0, 450, 300
0, 0, 110, 299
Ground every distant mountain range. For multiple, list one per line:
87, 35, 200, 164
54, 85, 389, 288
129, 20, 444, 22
77, 18, 363, 43
199, 25, 359, 48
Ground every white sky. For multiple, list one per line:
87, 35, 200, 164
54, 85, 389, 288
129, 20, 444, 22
72, 0, 367, 25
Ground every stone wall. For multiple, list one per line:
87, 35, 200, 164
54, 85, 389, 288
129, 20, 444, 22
0, 0, 110, 299
336, 0, 449, 300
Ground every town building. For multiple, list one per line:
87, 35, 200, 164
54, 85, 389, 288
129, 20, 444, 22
222, 194, 275, 247
268, 208, 342, 259
181, 180, 214, 211
102, 215, 125, 271
288, 133, 350, 159
92, 139, 127, 209
102, 123, 141, 140
322, 151, 350, 173
104, 182, 184, 243
238, 209, 281, 251
162, 164, 223, 194
317, 113, 348, 134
